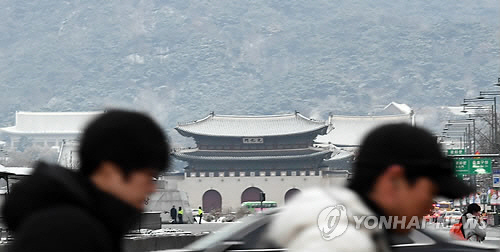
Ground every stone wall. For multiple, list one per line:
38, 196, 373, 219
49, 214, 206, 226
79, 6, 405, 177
170, 173, 348, 212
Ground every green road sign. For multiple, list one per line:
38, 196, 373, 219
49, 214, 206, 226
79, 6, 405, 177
454, 159, 470, 175
448, 149, 466, 155
453, 158, 492, 175
471, 158, 492, 174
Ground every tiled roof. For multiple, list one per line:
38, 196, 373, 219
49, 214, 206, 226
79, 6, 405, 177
172, 147, 332, 161
315, 114, 413, 147
0, 111, 102, 134
176, 112, 327, 137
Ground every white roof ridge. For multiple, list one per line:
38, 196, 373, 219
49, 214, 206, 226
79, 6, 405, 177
179, 112, 323, 121
383, 102, 413, 114
296, 113, 324, 123
177, 112, 324, 123
0, 111, 104, 134
330, 114, 411, 119
213, 113, 296, 118
16, 111, 103, 115
177, 113, 214, 126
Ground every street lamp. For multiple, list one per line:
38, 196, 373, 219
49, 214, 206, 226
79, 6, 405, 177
479, 90, 500, 97
445, 125, 471, 153
443, 130, 466, 149
463, 100, 497, 152
465, 112, 497, 153
446, 121, 475, 154
461, 105, 492, 115
463, 97, 497, 147
447, 119, 476, 153
478, 92, 500, 149
440, 134, 464, 149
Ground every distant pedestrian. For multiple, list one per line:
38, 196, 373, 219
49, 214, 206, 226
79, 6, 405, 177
170, 205, 177, 224
1, 110, 170, 252
198, 206, 203, 224
178, 206, 184, 224
461, 203, 486, 242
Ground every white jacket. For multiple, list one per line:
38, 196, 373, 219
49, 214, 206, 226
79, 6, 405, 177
463, 213, 486, 242
267, 186, 391, 252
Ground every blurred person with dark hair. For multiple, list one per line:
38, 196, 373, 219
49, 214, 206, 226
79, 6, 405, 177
461, 203, 486, 242
2, 110, 170, 252
268, 123, 473, 252
170, 205, 177, 224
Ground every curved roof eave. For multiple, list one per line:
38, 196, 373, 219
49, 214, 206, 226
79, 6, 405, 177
172, 149, 332, 162
175, 125, 328, 138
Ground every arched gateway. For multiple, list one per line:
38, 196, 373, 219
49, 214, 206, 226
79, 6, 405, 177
284, 188, 301, 204
202, 190, 222, 212
241, 187, 263, 203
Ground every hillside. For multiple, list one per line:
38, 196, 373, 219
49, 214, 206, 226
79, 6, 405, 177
0, 0, 499, 145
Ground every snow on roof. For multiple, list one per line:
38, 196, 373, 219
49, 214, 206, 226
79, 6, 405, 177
382, 102, 413, 115
324, 147, 355, 161
176, 112, 327, 137
0, 166, 33, 176
315, 114, 413, 147
0, 111, 103, 134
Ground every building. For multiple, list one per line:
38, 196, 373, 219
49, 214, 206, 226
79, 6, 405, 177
315, 114, 414, 148
0, 111, 102, 149
316, 102, 414, 148
316, 102, 414, 171
171, 112, 341, 212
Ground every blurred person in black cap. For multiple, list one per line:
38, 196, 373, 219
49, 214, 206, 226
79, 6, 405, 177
268, 123, 472, 252
2, 109, 169, 252
170, 205, 177, 223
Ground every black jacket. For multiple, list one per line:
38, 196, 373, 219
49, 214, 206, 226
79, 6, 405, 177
2, 162, 141, 252
170, 207, 177, 219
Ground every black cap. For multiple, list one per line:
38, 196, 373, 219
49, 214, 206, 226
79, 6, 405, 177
355, 123, 473, 199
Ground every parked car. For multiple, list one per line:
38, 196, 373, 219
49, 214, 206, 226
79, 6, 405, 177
156, 209, 496, 252
443, 211, 463, 226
